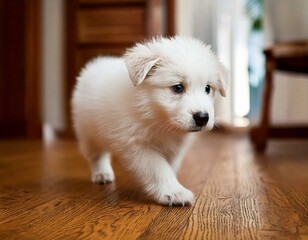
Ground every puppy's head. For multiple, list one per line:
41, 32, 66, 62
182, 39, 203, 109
125, 36, 229, 133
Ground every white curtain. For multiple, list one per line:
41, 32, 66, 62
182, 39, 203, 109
175, 0, 250, 126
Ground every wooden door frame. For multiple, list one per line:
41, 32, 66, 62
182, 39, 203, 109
25, 0, 42, 138
0, 0, 41, 138
167, 0, 175, 36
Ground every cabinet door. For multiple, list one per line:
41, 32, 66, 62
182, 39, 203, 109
64, 0, 166, 136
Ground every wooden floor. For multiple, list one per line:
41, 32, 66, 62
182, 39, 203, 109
0, 133, 307, 239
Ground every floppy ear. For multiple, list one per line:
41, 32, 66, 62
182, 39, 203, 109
124, 44, 160, 86
217, 63, 230, 97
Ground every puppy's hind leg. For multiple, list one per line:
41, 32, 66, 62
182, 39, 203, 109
79, 140, 115, 184
90, 152, 115, 184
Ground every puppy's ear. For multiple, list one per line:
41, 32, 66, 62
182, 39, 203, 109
124, 44, 160, 86
217, 63, 230, 97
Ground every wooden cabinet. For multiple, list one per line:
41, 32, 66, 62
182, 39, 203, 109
64, 0, 171, 135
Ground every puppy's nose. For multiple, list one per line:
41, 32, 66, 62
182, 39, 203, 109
193, 112, 209, 127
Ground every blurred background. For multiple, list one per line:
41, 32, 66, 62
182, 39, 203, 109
0, 0, 307, 145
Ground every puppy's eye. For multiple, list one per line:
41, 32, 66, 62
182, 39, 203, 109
172, 84, 184, 94
205, 85, 211, 94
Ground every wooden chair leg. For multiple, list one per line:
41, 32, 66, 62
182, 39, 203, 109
250, 57, 274, 152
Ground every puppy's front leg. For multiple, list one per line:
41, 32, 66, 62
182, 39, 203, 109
170, 134, 196, 173
125, 148, 195, 206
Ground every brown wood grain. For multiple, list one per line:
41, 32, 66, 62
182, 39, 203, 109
0, 134, 307, 239
0, 0, 41, 139
77, 7, 146, 44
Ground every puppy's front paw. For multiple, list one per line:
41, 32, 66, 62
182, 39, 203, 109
153, 184, 195, 206
92, 172, 115, 184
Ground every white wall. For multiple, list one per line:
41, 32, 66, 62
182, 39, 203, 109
264, 0, 308, 46
41, 0, 65, 132
265, 0, 308, 124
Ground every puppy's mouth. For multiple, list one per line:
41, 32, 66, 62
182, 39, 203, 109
188, 127, 203, 132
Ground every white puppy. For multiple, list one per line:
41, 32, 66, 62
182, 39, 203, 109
72, 36, 228, 206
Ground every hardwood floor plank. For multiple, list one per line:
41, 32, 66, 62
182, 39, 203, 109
257, 142, 308, 239
181, 137, 308, 240
0, 134, 307, 239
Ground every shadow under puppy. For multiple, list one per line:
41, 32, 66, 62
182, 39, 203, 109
72, 36, 229, 206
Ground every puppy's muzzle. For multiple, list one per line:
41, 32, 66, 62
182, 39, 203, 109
193, 112, 209, 127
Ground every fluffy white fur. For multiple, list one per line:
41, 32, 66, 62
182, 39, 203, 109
72, 36, 229, 206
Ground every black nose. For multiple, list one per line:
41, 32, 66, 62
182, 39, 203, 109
193, 112, 209, 127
